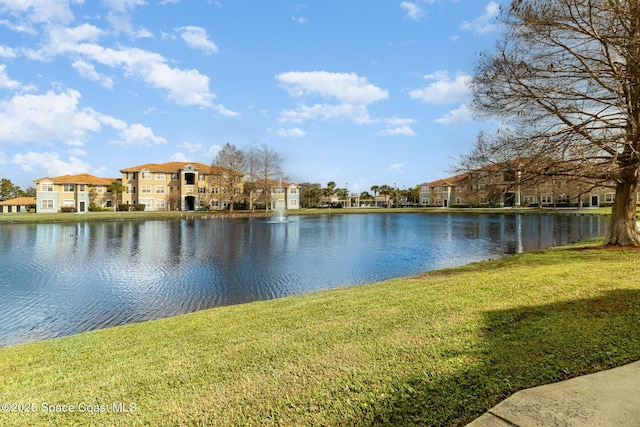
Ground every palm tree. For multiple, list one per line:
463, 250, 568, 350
370, 185, 379, 198
108, 180, 125, 211
378, 185, 393, 207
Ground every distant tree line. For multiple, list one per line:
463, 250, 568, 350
0, 178, 35, 201
297, 181, 419, 208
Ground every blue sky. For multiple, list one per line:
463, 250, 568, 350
0, 0, 503, 193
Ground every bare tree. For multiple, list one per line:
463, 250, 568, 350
467, 0, 640, 246
212, 142, 245, 212
250, 144, 283, 211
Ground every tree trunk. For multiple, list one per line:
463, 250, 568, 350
606, 175, 640, 246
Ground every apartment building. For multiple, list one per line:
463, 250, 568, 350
120, 162, 244, 211
271, 181, 300, 210
419, 165, 626, 208
34, 173, 117, 213
0, 197, 36, 213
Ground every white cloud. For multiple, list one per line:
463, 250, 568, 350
0, 89, 101, 144
178, 141, 203, 153
401, 2, 424, 21
12, 151, 93, 176
387, 163, 405, 174
460, 1, 500, 35
102, 0, 147, 35
292, 16, 307, 24
46, 37, 219, 108
213, 103, 239, 117
409, 71, 472, 104
0, 45, 16, 58
276, 71, 388, 125
110, 123, 167, 146
0, 0, 76, 27
278, 71, 388, 104
169, 152, 189, 162
177, 26, 219, 54
72, 60, 114, 88
276, 127, 306, 137
434, 103, 474, 126
0, 64, 21, 90
0, 88, 168, 148
379, 118, 416, 136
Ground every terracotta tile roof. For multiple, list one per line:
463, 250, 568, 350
120, 161, 229, 174
0, 197, 36, 205
33, 173, 117, 185
426, 172, 469, 186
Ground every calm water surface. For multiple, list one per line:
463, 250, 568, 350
0, 213, 605, 348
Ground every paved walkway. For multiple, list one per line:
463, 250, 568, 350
466, 360, 640, 426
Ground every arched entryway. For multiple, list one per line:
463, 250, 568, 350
185, 196, 196, 211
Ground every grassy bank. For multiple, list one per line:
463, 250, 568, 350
0, 205, 618, 224
1, 240, 639, 426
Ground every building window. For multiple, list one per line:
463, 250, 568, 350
63, 199, 75, 207
289, 187, 297, 194
605, 193, 615, 203
141, 185, 151, 194
156, 172, 165, 180
291, 199, 297, 206
541, 195, 553, 204
139, 198, 153, 209
211, 200, 219, 208
127, 172, 136, 180
41, 200, 53, 209
96, 186, 104, 193
63, 184, 75, 192
41, 183, 54, 192
211, 187, 219, 194
171, 173, 179, 180
199, 174, 206, 181
155, 186, 166, 194
127, 186, 136, 194
141, 172, 151, 180
155, 199, 166, 210
198, 187, 205, 194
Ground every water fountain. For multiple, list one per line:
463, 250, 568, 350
269, 178, 289, 223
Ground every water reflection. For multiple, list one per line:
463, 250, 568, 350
0, 213, 604, 347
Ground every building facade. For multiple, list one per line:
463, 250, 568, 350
0, 197, 36, 213
419, 165, 631, 209
34, 174, 117, 213
120, 162, 243, 211
271, 182, 300, 210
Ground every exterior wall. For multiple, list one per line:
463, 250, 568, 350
0, 200, 35, 213
286, 184, 300, 209
35, 175, 116, 213
267, 183, 300, 210
120, 163, 243, 211
420, 168, 640, 209
36, 180, 59, 213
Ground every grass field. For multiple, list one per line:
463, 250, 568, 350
0, 205, 617, 224
1, 239, 639, 426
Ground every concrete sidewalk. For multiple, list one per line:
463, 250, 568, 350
466, 360, 640, 426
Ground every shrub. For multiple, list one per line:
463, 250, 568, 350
118, 204, 146, 211
60, 206, 76, 213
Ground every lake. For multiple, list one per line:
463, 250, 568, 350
0, 212, 605, 348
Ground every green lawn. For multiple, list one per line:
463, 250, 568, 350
1, 239, 639, 426
0, 205, 619, 224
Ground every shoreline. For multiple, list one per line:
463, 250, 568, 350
0, 206, 617, 225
